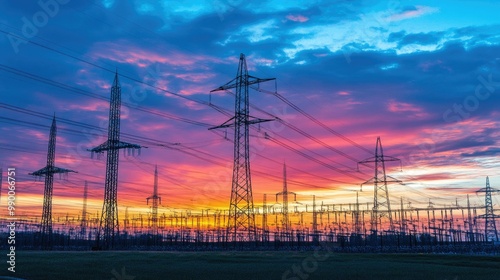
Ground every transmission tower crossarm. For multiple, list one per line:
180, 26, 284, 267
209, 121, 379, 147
360, 176, 402, 189
476, 188, 500, 193
208, 116, 236, 130
358, 155, 400, 165
88, 140, 142, 153
147, 195, 161, 203
360, 177, 375, 186
210, 77, 276, 92
246, 118, 274, 125
276, 191, 297, 200
209, 116, 274, 130
478, 213, 500, 218
386, 175, 403, 184
29, 166, 76, 176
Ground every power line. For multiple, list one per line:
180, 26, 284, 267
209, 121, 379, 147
0, 67, 214, 128
252, 86, 373, 155
0, 27, 232, 116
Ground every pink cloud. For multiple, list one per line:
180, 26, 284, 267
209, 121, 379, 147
388, 6, 438, 22
67, 100, 109, 112
24, 129, 48, 142
387, 99, 428, 118
89, 41, 226, 69
345, 98, 363, 107
136, 122, 171, 133
174, 72, 215, 83
286, 14, 309, 23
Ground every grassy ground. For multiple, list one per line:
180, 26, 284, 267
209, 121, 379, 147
2, 251, 499, 280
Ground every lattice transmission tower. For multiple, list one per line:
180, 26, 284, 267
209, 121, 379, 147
80, 181, 88, 238
0, 168, 3, 206
209, 53, 275, 243
29, 116, 76, 249
147, 165, 161, 237
276, 163, 296, 236
358, 137, 401, 234
89, 72, 142, 249
476, 176, 500, 242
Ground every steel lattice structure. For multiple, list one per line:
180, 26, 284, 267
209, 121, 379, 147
209, 53, 275, 242
80, 181, 88, 237
359, 137, 401, 234
147, 165, 161, 237
29, 116, 76, 250
0, 168, 2, 206
476, 176, 500, 242
276, 163, 296, 234
89, 72, 141, 249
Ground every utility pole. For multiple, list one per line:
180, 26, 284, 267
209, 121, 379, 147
476, 177, 500, 242
209, 53, 275, 243
30, 116, 76, 250
89, 72, 142, 250
276, 163, 296, 237
147, 165, 162, 237
359, 137, 401, 234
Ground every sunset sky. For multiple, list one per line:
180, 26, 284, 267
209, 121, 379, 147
1, 0, 499, 221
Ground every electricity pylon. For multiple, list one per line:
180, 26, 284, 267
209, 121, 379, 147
0, 168, 2, 206
29, 116, 76, 250
80, 181, 88, 237
358, 137, 401, 234
262, 194, 268, 242
89, 72, 142, 249
466, 194, 475, 242
354, 191, 362, 235
476, 176, 500, 242
276, 163, 296, 235
124, 206, 130, 233
147, 165, 161, 237
209, 53, 275, 243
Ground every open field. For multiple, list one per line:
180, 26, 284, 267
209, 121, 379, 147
2, 251, 499, 280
